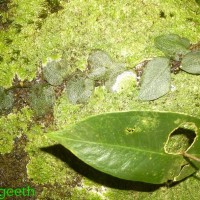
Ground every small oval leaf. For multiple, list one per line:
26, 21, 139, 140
87, 50, 126, 82
29, 84, 56, 116
154, 34, 190, 58
43, 60, 69, 86
87, 50, 113, 80
47, 111, 200, 184
0, 86, 14, 112
139, 57, 170, 100
65, 76, 94, 104
181, 51, 200, 74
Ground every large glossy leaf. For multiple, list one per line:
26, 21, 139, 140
181, 51, 200, 74
47, 111, 200, 184
138, 57, 170, 100
154, 34, 190, 58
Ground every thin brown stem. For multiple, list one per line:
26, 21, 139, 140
182, 152, 200, 163
5, 83, 32, 92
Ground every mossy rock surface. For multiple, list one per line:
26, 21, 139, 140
0, 0, 200, 199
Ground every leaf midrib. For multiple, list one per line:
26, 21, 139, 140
53, 135, 171, 157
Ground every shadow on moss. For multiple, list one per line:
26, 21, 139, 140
195, 0, 200, 6
41, 144, 163, 192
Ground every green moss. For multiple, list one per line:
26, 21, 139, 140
37, 186, 71, 200
24, 123, 64, 184
141, 172, 200, 200
70, 187, 103, 200
1, 0, 200, 199
105, 189, 140, 200
27, 153, 68, 184
0, 107, 33, 154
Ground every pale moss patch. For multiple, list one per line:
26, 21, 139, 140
111, 71, 137, 93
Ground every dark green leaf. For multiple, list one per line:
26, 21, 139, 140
181, 51, 200, 74
139, 57, 170, 100
154, 34, 190, 58
47, 111, 200, 184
